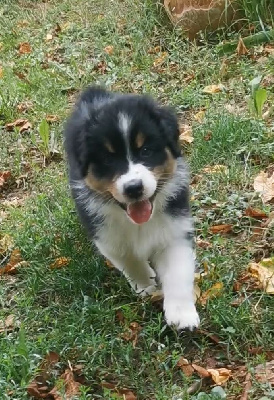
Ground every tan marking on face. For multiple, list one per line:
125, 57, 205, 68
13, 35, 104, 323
152, 148, 176, 182
136, 132, 145, 149
84, 169, 120, 199
105, 140, 115, 153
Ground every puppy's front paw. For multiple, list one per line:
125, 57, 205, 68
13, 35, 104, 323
164, 301, 200, 330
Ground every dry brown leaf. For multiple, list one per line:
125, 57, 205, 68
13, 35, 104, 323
236, 37, 249, 56
209, 224, 233, 234
179, 124, 194, 144
17, 101, 33, 112
254, 360, 274, 386
244, 207, 267, 219
153, 52, 168, 68
240, 372, 251, 400
207, 367, 231, 385
50, 369, 81, 399
197, 329, 221, 345
248, 257, 274, 294
105, 259, 114, 268
101, 382, 137, 399
50, 257, 71, 270
104, 45, 114, 55
19, 121, 32, 133
0, 171, 11, 188
199, 282, 223, 305
254, 170, 274, 203
202, 84, 225, 94
194, 110, 205, 123
196, 239, 211, 249
150, 290, 164, 303
115, 309, 125, 323
192, 363, 210, 378
0, 314, 15, 333
177, 357, 194, 377
46, 114, 59, 123
5, 118, 29, 131
19, 42, 32, 54
202, 165, 228, 174
121, 322, 141, 348
0, 248, 27, 275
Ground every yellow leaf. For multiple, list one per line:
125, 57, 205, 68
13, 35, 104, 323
248, 258, 274, 294
193, 281, 201, 303
199, 282, 223, 305
207, 368, 231, 385
0, 234, 14, 255
46, 33, 53, 41
104, 45, 114, 55
50, 257, 71, 270
236, 37, 249, 56
0, 66, 3, 79
202, 165, 228, 174
194, 110, 205, 123
153, 52, 168, 67
202, 84, 225, 94
254, 170, 274, 203
179, 124, 193, 144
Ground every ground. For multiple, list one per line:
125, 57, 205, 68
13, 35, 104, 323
0, 0, 274, 399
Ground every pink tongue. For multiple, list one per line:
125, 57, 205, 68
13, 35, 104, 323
127, 200, 152, 224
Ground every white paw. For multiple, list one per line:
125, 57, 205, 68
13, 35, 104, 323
136, 283, 157, 297
164, 300, 200, 330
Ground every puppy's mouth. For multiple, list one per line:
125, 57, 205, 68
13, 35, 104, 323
126, 199, 152, 224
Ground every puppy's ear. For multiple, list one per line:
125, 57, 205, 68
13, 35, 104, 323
157, 106, 181, 158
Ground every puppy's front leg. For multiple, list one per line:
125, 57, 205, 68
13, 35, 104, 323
154, 239, 200, 330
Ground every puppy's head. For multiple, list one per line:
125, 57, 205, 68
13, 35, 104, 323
66, 88, 180, 224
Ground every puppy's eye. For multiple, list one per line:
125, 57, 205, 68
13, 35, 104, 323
140, 146, 153, 158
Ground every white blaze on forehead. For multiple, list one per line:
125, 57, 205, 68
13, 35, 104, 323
114, 163, 157, 203
118, 112, 131, 137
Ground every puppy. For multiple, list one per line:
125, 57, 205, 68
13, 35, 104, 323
64, 86, 199, 330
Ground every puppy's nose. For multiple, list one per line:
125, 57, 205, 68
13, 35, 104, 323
124, 179, 144, 199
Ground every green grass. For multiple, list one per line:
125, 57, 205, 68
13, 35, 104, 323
1, 0, 274, 399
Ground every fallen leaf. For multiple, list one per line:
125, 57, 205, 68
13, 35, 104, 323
193, 281, 201, 303
104, 45, 114, 55
46, 115, 59, 123
0, 171, 11, 188
50, 257, 71, 270
254, 360, 274, 386
236, 37, 249, 56
0, 234, 14, 255
192, 363, 210, 378
209, 224, 233, 234
115, 310, 125, 323
121, 322, 141, 348
19, 42, 32, 54
5, 118, 29, 131
150, 290, 164, 303
199, 282, 223, 305
0, 248, 27, 275
0, 66, 3, 79
19, 121, 32, 133
207, 368, 231, 385
46, 33, 53, 41
0, 314, 15, 333
248, 258, 274, 294
240, 372, 251, 400
153, 52, 168, 68
17, 101, 33, 112
194, 110, 205, 123
50, 369, 81, 399
244, 207, 268, 219
202, 84, 225, 94
179, 124, 194, 144
101, 382, 137, 399
254, 170, 274, 203
196, 239, 211, 249
177, 357, 194, 377
202, 165, 228, 174
105, 259, 114, 268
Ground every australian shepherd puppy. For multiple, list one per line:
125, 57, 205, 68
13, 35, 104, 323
64, 86, 199, 330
